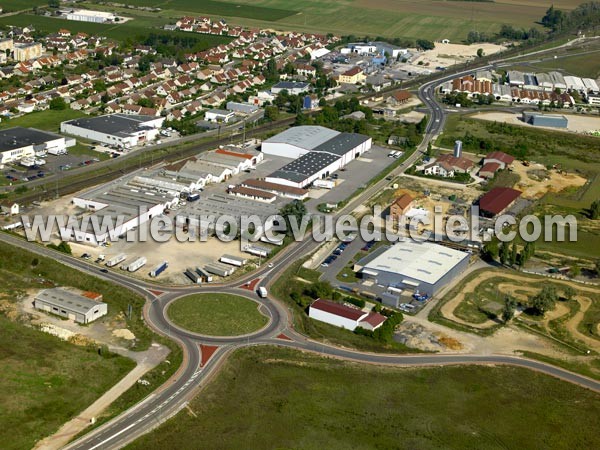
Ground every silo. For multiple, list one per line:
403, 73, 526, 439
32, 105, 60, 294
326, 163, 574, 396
453, 140, 463, 158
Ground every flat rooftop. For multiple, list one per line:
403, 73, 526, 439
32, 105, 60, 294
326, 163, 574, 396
63, 113, 159, 137
312, 132, 370, 157
262, 125, 339, 151
36, 288, 105, 315
358, 240, 469, 285
0, 127, 62, 152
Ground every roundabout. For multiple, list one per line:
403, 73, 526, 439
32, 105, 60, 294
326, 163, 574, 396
166, 293, 270, 337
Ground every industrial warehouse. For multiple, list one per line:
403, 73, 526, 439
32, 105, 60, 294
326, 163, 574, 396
354, 240, 470, 296
262, 126, 372, 188
0, 127, 68, 164
60, 114, 164, 149
33, 288, 108, 324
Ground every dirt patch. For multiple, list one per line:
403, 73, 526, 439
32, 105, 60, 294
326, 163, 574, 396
411, 42, 506, 68
113, 328, 136, 340
510, 160, 586, 199
395, 322, 464, 352
474, 111, 600, 134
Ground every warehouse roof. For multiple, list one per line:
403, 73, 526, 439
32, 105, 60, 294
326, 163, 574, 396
485, 151, 514, 165
478, 187, 522, 216
312, 132, 370, 157
241, 179, 308, 196
272, 81, 310, 90
310, 298, 365, 321
262, 125, 339, 151
0, 127, 62, 152
62, 113, 158, 137
357, 241, 469, 285
35, 288, 106, 315
269, 151, 339, 181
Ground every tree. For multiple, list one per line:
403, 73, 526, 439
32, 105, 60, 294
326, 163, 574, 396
499, 242, 510, 265
416, 39, 435, 50
590, 199, 600, 219
570, 265, 581, 278
595, 259, 600, 277
279, 200, 307, 236
482, 238, 499, 261
562, 286, 576, 302
264, 105, 279, 122
502, 295, 517, 323
304, 281, 333, 300
509, 241, 518, 266
49, 97, 67, 110
531, 285, 558, 316
48, 0, 60, 8
477, 48, 484, 58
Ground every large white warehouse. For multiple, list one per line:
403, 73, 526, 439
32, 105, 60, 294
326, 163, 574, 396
262, 126, 372, 188
0, 127, 67, 164
61, 114, 164, 149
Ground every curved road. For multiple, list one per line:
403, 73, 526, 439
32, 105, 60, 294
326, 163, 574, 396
2, 60, 598, 450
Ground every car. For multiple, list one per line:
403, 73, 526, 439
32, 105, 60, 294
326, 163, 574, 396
99, 268, 108, 273
268, 262, 274, 268
321, 261, 329, 267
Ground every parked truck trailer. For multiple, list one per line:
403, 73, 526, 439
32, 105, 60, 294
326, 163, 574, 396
150, 261, 168, 277
122, 256, 147, 272
106, 253, 127, 267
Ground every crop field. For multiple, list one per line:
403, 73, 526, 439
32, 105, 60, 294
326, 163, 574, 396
0, 109, 85, 133
0, 0, 48, 13
113, 0, 582, 41
127, 346, 600, 450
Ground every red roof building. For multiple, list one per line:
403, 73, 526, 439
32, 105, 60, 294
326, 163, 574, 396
478, 187, 522, 217
478, 162, 501, 179
309, 299, 387, 331
484, 151, 515, 169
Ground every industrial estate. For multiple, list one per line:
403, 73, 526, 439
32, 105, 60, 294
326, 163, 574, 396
0, 1, 599, 449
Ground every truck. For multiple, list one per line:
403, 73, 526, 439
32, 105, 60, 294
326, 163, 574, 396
313, 179, 335, 189
195, 267, 213, 283
258, 287, 268, 298
187, 192, 200, 202
220, 254, 247, 267
185, 268, 202, 284
106, 253, 127, 267
150, 261, 168, 277
243, 245, 271, 258
122, 256, 147, 272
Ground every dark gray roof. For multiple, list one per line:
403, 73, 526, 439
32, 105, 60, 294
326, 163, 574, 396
312, 132, 370, 157
0, 127, 62, 152
63, 113, 157, 137
270, 151, 340, 182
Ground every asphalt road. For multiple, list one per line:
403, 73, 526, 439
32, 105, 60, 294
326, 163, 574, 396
2, 46, 599, 449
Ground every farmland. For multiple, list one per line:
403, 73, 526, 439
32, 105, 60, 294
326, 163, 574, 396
0, 109, 85, 133
112, 0, 581, 42
127, 346, 600, 450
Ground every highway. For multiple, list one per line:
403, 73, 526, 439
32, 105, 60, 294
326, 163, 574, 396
2, 51, 599, 449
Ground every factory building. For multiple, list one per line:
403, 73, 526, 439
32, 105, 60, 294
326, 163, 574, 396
309, 299, 387, 331
262, 126, 372, 188
522, 111, 568, 128
61, 114, 164, 149
477, 187, 522, 217
271, 81, 310, 95
34, 288, 107, 324
354, 241, 470, 297
66, 9, 117, 23
0, 127, 67, 164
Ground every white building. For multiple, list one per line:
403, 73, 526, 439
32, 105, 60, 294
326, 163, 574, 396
262, 126, 372, 189
309, 298, 386, 331
61, 114, 164, 149
0, 127, 66, 165
205, 109, 235, 123
66, 9, 117, 23
34, 288, 107, 324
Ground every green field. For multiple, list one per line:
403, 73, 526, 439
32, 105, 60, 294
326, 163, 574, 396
530, 51, 600, 79
0, 109, 85, 133
0, 316, 135, 450
167, 293, 268, 336
127, 346, 600, 450
0, 0, 47, 13
0, 13, 231, 47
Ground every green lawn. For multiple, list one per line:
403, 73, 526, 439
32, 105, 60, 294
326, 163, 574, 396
127, 346, 600, 450
0, 109, 85, 133
167, 293, 268, 336
0, 316, 135, 450
0, 0, 47, 12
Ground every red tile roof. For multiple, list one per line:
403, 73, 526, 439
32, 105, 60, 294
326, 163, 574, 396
479, 162, 501, 177
393, 193, 413, 210
485, 151, 515, 165
360, 312, 387, 328
310, 299, 365, 321
436, 154, 473, 171
342, 66, 363, 76
479, 187, 522, 215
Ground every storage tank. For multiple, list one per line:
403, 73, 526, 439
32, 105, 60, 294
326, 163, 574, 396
453, 140, 463, 158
